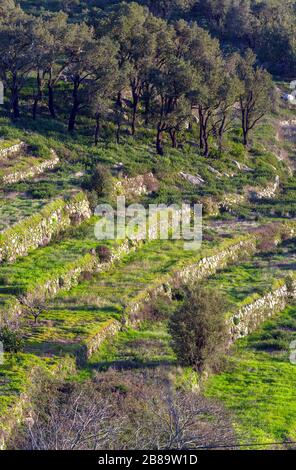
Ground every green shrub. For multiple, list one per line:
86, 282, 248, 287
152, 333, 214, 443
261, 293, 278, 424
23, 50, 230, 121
29, 182, 59, 199
0, 326, 24, 353
169, 285, 228, 373
87, 164, 113, 198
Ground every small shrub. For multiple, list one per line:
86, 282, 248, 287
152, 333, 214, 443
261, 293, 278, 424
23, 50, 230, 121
96, 245, 112, 263
253, 222, 282, 252
0, 326, 24, 353
88, 165, 113, 198
79, 271, 94, 282
29, 182, 58, 199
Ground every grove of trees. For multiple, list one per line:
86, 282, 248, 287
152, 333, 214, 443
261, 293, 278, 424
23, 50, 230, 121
0, 0, 281, 155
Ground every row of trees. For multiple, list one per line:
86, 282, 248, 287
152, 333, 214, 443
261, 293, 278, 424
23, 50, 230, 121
0, 1, 275, 155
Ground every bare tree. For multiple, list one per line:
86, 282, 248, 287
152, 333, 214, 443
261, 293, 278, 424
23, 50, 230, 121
15, 368, 236, 451
20, 295, 47, 324
130, 379, 236, 450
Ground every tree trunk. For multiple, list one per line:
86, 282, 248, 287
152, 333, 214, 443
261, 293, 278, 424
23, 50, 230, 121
203, 133, 209, 157
32, 70, 44, 120
241, 103, 249, 146
10, 73, 20, 119
48, 82, 56, 119
68, 81, 79, 132
131, 78, 142, 135
243, 129, 248, 146
131, 91, 138, 136
144, 91, 150, 125
169, 129, 177, 148
11, 90, 20, 119
116, 122, 121, 144
116, 91, 123, 108
94, 113, 100, 146
218, 115, 226, 152
198, 108, 204, 150
156, 126, 164, 156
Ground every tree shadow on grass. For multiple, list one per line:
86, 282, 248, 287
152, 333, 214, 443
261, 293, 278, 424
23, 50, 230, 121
89, 358, 177, 372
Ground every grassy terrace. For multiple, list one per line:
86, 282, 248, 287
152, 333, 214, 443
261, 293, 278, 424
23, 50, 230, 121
0, 217, 101, 297
205, 238, 295, 313
0, 151, 55, 183
86, 242, 296, 446
89, 320, 176, 371
24, 239, 211, 358
252, 176, 296, 218
0, 196, 46, 233
23, 236, 295, 360
0, 139, 21, 151
93, 304, 296, 446
0, 352, 74, 443
206, 304, 296, 446
0, 353, 61, 412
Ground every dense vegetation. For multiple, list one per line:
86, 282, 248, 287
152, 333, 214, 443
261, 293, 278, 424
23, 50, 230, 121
0, 0, 281, 155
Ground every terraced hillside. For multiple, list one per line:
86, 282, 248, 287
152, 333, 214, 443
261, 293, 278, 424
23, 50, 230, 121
0, 0, 295, 452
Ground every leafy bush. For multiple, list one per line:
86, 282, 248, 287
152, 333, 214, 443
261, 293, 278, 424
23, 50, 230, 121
169, 285, 228, 373
0, 326, 24, 353
29, 182, 59, 199
86, 164, 113, 198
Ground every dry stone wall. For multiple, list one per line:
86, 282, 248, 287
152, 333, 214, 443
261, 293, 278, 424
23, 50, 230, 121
0, 142, 27, 160
0, 192, 91, 264
229, 279, 296, 343
0, 149, 59, 185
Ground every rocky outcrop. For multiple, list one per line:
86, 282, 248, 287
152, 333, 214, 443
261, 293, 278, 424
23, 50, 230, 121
115, 172, 159, 197
179, 172, 205, 186
249, 176, 280, 200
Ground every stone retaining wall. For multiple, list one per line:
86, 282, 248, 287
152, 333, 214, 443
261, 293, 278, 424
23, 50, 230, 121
0, 192, 91, 264
0, 142, 27, 160
0, 149, 59, 185
229, 279, 296, 343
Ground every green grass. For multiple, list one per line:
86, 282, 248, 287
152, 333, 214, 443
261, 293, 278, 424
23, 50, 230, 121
0, 196, 46, 232
0, 113, 286, 208
0, 352, 65, 422
205, 239, 295, 312
206, 305, 296, 446
0, 138, 20, 151
0, 217, 101, 297
89, 321, 175, 370
23, 238, 208, 357
252, 176, 296, 218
